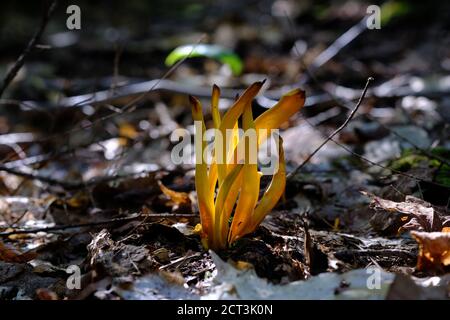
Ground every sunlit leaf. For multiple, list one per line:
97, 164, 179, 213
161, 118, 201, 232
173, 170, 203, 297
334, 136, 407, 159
411, 231, 450, 272
165, 44, 243, 75
0, 241, 36, 263
158, 181, 191, 206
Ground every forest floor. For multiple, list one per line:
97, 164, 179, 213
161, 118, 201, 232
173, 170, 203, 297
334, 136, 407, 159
0, 0, 449, 300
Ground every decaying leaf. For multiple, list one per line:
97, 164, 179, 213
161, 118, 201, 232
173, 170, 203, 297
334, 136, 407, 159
157, 181, 191, 206
410, 231, 450, 272
366, 193, 450, 234
204, 251, 394, 300
36, 288, 59, 300
386, 273, 450, 300
114, 271, 198, 300
88, 229, 156, 277
119, 122, 139, 140
64, 191, 90, 209
0, 241, 36, 263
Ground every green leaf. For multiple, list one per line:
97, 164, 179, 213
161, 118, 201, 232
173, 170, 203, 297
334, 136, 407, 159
380, 1, 410, 25
165, 44, 243, 76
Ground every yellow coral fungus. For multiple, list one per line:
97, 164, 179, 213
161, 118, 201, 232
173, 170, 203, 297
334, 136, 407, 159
190, 82, 305, 250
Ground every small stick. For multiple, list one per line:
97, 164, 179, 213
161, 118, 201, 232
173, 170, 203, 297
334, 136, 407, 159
0, 212, 199, 237
286, 10, 369, 86
0, 0, 58, 98
288, 77, 374, 179
0, 34, 207, 167
0, 214, 141, 237
335, 249, 416, 260
159, 253, 201, 270
303, 218, 313, 273
364, 113, 450, 168
329, 137, 450, 190
0, 164, 156, 190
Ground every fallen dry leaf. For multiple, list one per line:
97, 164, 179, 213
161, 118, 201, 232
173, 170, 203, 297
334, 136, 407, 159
0, 241, 36, 263
366, 193, 450, 234
36, 288, 59, 300
88, 229, 156, 277
119, 122, 139, 140
158, 181, 191, 207
411, 231, 450, 272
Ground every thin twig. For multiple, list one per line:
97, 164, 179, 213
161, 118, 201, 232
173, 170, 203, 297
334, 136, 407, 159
0, 0, 58, 98
0, 165, 94, 189
294, 114, 450, 190
287, 18, 450, 169
288, 77, 373, 179
302, 217, 313, 272
10, 75, 448, 110
115, 34, 208, 114
363, 113, 450, 168
328, 137, 450, 190
0, 164, 160, 190
110, 44, 123, 94
289, 14, 369, 86
159, 253, 201, 270
285, 10, 450, 190
0, 212, 197, 237
0, 165, 76, 187
0, 34, 207, 166
0, 213, 142, 237
335, 249, 416, 260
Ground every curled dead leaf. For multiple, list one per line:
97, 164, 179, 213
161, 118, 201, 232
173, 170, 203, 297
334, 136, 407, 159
411, 231, 450, 272
158, 181, 191, 206
365, 192, 450, 234
0, 241, 36, 263
119, 122, 139, 140
65, 191, 90, 208
36, 288, 59, 300
88, 229, 156, 276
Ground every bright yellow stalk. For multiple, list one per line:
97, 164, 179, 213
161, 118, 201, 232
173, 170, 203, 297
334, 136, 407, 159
243, 137, 286, 236
208, 163, 218, 192
217, 81, 264, 184
190, 95, 215, 244
219, 171, 242, 242
191, 83, 304, 251
214, 164, 243, 248
228, 101, 261, 244
228, 88, 305, 172
226, 122, 239, 173
211, 84, 221, 128
208, 84, 221, 194
254, 88, 305, 145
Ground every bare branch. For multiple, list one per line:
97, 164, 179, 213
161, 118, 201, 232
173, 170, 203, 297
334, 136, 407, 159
288, 77, 374, 179
0, 0, 58, 98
